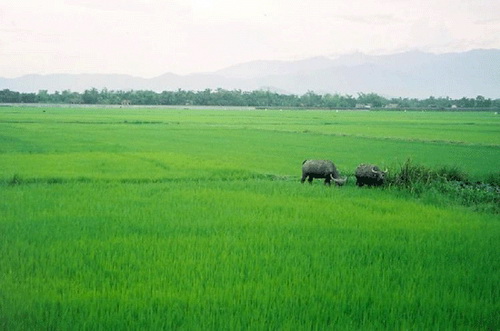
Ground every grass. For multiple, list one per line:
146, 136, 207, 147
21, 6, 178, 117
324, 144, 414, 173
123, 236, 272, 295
2, 181, 498, 330
1, 108, 498, 179
1, 106, 499, 329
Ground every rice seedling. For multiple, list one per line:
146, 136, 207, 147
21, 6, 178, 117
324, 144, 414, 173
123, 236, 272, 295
0, 107, 499, 329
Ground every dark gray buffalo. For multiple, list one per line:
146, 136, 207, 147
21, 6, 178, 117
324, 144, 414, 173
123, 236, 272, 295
301, 160, 347, 186
355, 164, 387, 187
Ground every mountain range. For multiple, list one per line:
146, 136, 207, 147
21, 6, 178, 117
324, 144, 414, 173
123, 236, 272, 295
1, 49, 499, 99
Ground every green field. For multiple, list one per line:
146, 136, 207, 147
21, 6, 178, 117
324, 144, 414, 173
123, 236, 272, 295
1, 106, 499, 329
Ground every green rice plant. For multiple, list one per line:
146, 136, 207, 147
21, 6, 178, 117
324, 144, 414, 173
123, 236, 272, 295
0, 107, 499, 329
1, 107, 499, 180
1, 180, 498, 330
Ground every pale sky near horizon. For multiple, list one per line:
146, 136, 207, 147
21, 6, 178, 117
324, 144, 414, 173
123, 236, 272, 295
1, 0, 499, 78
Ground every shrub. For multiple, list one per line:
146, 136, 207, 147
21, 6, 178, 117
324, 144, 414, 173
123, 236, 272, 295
387, 159, 499, 213
485, 172, 500, 186
387, 159, 437, 192
435, 165, 468, 182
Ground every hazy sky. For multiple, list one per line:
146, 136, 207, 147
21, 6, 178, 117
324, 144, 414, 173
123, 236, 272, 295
1, 0, 499, 78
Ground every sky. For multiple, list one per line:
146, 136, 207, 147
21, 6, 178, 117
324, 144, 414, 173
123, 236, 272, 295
1, 0, 499, 78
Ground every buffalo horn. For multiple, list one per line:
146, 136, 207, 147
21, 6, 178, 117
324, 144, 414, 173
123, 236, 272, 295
332, 176, 347, 184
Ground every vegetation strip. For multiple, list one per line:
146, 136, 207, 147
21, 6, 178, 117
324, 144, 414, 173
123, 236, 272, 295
1, 88, 499, 109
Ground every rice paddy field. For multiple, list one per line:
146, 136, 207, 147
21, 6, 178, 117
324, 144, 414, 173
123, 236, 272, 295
1, 106, 499, 330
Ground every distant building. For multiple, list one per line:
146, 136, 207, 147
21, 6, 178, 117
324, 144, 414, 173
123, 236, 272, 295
355, 104, 371, 109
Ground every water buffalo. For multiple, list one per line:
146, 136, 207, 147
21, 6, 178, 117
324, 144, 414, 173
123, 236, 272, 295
301, 160, 347, 186
355, 164, 387, 187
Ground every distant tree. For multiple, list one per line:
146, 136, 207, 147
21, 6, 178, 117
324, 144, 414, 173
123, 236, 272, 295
492, 99, 500, 109
157, 91, 174, 105
457, 97, 474, 108
322, 93, 342, 108
357, 92, 387, 108
195, 89, 213, 105
82, 88, 99, 104
338, 94, 356, 108
60, 90, 83, 104
21, 92, 37, 103
0, 87, 498, 109
37, 90, 50, 103
474, 95, 492, 108
0, 89, 21, 103
130, 90, 158, 105
300, 91, 322, 107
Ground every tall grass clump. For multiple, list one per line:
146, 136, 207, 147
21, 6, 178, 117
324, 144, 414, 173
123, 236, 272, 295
388, 158, 470, 191
435, 165, 469, 182
485, 172, 500, 186
387, 158, 499, 213
387, 158, 438, 192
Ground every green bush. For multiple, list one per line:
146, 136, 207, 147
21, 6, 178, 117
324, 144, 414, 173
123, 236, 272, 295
436, 165, 468, 182
485, 172, 500, 186
387, 159, 499, 212
387, 159, 437, 192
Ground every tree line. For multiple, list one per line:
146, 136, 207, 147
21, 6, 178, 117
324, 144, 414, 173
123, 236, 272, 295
0, 88, 498, 109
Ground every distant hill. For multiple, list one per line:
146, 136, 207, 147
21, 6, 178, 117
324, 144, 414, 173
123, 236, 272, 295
1, 49, 499, 98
